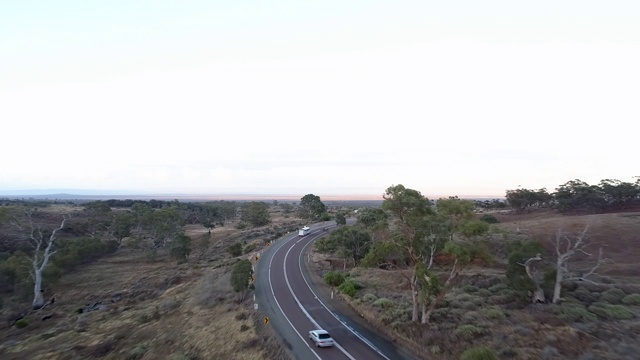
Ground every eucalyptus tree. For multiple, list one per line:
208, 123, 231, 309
380, 184, 432, 321
11, 209, 67, 309
298, 194, 326, 221
241, 201, 271, 227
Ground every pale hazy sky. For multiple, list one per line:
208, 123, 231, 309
1, 1, 638, 198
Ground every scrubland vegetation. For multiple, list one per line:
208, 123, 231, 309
0, 197, 317, 359
1, 177, 639, 360
310, 178, 640, 360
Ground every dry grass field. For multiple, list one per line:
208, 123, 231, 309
0, 205, 304, 360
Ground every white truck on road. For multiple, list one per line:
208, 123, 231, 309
298, 226, 311, 236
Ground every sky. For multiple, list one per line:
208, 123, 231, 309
1, 1, 639, 199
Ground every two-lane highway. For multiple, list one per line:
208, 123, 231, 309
256, 224, 401, 360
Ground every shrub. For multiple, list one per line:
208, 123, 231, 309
481, 308, 506, 320
552, 303, 597, 322
372, 298, 395, 309
588, 304, 635, 320
480, 214, 499, 224
622, 294, 640, 306
429, 308, 449, 323
600, 288, 626, 304
339, 280, 357, 297
488, 283, 509, 293
604, 305, 635, 320
243, 243, 258, 254
455, 324, 484, 340
572, 286, 599, 304
127, 345, 148, 360
324, 271, 345, 287
462, 285, 480, 293
240, 324, 250, 332
15, 319, 29, 328
462, 311, 479, 323
235, 222, 247, 230
461, 346, 498, 360
362, 293, 378, 303
170, 235, 191, 264
477, 289, 492, 297
227, 242, 243, 257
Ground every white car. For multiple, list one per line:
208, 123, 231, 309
309, 329, 334, 347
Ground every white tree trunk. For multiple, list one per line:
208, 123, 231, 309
27, 216, 66, 309
33, 271, 45, 309
420, 300, 428, 323
552, 223, 599, 304
422, 259, 458, 324
410, 272, 419, 322
552, 260, 564, 304
523, 254, 545, 303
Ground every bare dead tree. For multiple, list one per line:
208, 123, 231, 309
552, 222, 608, 303
12, 209, 68, 309
520, 253, 545, 303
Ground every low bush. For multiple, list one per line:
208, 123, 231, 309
429, 308, 449, 323
479, 214, 499, 224
621, 294, 640, 306
362, 293, 378, 303
462, 285, 480, 293
552, 303, 597, 322
461, 346, 498, 360
572, 286, 600, 304
15, 319, 29, 328
227, 243, 242, 257
127, 345, 148, 360
339, 280, 358, 297
324, 271, 346, 287
243, 243, 258, 254
488, 283, 509, 293
600, 288, 626, 304
588, 304, 635, 320
372, 297, 394, 309
481, 308, 506, 320
455, 324, 484, 340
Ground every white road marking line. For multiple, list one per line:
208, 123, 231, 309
298, 228, 391, 360
283, 233, 356, 360
268, 234, 322, 360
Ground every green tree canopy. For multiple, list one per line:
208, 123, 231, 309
231, 259, 253, 301
315, 227, 372, 265
241, 202, 271, 227
298, 194, 326, 221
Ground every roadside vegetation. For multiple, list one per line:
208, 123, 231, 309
312, 178, 640, 359
0, 195, 342, 359
3, 177, 639, 360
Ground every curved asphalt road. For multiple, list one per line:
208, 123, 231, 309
255, 223, 416, 360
